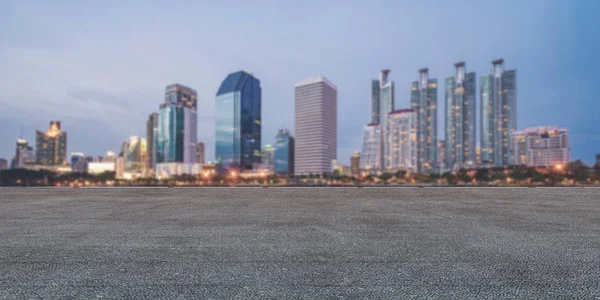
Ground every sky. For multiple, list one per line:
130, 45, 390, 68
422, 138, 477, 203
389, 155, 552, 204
1, 0, 599, 165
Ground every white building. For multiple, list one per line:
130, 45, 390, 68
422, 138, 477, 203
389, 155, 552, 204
88, 162, 115, 174
386, 109, 417, 172
359, 123, 381, 172
294, 76, 337, 175
510, 126, 570, 167
155, 163, 203, 179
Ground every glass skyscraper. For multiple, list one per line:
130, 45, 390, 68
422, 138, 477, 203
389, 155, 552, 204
156, 84, 197, 165
411, 69, 438, 173
480, 59, 517, 166
359, 123, 381, 172
274, 127, 294, 175
386, 109, 417, 171
445, 62, 476, 170
35, 121, 67, 165
215, 71, 261, 170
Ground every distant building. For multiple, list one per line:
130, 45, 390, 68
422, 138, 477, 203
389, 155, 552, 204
155, 163, 203, 179
350, 152, 360, 176
196, 141, 205, 164
359, 123, 381, 172
122, 137, 147, 178
366, 69, 395, 171
481, 59, 517, 166
35, 121, 67, 166
411, 68, 438, 173
476, 147, 481, 165
261, 144, 275, 171
0, 159, 7, 170
157, 84, 197, 167
10, 138, 34, 168
386, 109, 417, 172
596, 154, 600, 167
294, 76, 337, 175
146, 113, 158, 171
437, 140, 446, 171
215, 71, 261, 170
445, 62, 476, 169
510, 127, 569, 168
103, 151, 117, 163
87, 162, 115, 175
274, 127, 294, 175
115, 156, 125, 179
332, 160, 351, 176
70, 152, 92, 173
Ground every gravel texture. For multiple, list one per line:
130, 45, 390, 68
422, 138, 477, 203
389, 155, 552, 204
0, 187, 599, 299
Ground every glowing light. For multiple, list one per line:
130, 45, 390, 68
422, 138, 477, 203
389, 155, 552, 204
554, 164, 563, 171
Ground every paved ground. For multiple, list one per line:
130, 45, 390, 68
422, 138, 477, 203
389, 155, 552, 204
0, 188, 599, 299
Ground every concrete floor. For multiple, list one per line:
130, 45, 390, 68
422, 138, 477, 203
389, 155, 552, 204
0, 187, 599, 299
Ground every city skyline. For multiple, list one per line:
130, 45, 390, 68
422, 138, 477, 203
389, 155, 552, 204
1, 1, 599, 165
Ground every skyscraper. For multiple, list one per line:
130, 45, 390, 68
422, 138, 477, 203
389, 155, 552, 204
196, 141, 205, 164
386, 109, 417, 171
294, 76, 337, 175
35, 121, 67, 165
10, 138, 34, 169
156, 84, 197, 165
510, 127, 569, 167
480, 59, 517, 166
359, 123, 381, 172
70, 152, 92, 173
123, 136, 148, 177
0, 159, 7, 171
411, 69, 438, 173
350, 152, 360, 176
215, 71, 261, 170
445, 62, 476, 170
262, 144, 275, 171
274, 127, 294, 175
146, 113, 158, 171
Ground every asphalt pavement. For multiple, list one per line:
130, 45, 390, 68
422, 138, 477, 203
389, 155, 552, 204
0, 187, 599, 299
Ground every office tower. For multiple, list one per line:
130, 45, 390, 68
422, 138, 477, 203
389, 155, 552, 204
510, 127, 569, 168
196, 141, 205, 164
70, 152, 92, 173
294, 76, 337, 175
262, 144, 275, 171
157, 84, 197, 165
411, 69, 438, 173
103, 151, 117, 163
351, 152, 360, 176
445, 62, 476, 170
481, 59, 517, 166
10, 138, 34, 168
274, 127, 294, 175
371, 80, 380, 123
359, 123, 381, 172
386, 109, 417, 171
0, 159, 7, 170
121, 136, 147, 178
35, 121, 67, 165
476, 147, 481, 165
215, 71, 261, 170
437, 140, 446, 171
146, 113, 158, 170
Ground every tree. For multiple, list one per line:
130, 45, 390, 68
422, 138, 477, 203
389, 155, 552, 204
566, 160, 590, 183
456, 168, 471, 183
491, 172, 506, 182
378, 172, 393, 183
474, 168, 490, 182
394, 170, 407, 180
531, 170, 546, 183
442, 172, 456, 185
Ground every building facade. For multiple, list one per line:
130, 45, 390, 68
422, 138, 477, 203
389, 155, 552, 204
0, 159, 7, 170
146, 113, 158, 171
294, 76, 337, 175
123, 136, 148, 178
411, 69, 438, 173
196, 141, 205, 164
274, 127, 294, 175
351, 152, 360, 176
437, 140, 446, 172
385, 109, 417, 172
510, 127, 569, 168
35, 121, 67, 166
10, 138, 34, 169
156, 84, 197, 167
215, 71, 261, 170
359, 123, 381, 172
445, 62, 476, 170
481, 59, 517, 166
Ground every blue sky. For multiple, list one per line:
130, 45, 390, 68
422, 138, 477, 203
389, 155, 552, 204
1, 0, 599, 164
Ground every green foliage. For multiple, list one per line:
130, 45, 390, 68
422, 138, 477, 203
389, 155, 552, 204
378, 172, 393, 182
394, 170, 406, 179
474, 168, 490, 182
566, 160, 590, 182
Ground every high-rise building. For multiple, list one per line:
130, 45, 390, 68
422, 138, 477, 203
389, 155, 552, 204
71, 152, 93, 173
294, 76, 337, 175
510, 127, 569, 168
481, 59, 517, 166
10, 138, 34, 169
146, 113, 158, 171
156, 84, 197, 165
196, 141, 205, 164
385, 109, 417, 171
274, 127, 294, 175
35, 121, 67, 165
411, 69, 438, 173
122, 137, 148, 178
0, 159, 7, 170
437, 140, 446, 171
215, 71, 261, 170
476, 147, 481, 165
445, 62, 476, 170
261, 144, 275, 171
351, 152, 360, 176
595, 154, 600, 167
359, 123, 381, 172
